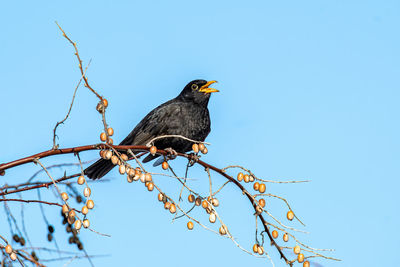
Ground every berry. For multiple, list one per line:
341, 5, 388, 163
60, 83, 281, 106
74, 220, 82, 230
61, 192, 69, 201
303, 261, 310, 267
188, 194, 195, 203
86, 200, 94, 209
192, 143, 199, 153
209, 213, 216, 223
211, 198, 219, 207
195, 197, 202, 206
111, 155, 118, 165
201, 200, 208, 209
283, 233, 289, 242
81, 205, 89, 215
259, 183, 266, 193
107, 127, 114, 136
244, 174, 250, 183
5, 244, 12, 254
147, 182, 154, 191
272, 230, 278, 239
119, 165, 126, 175
102, 98, 108, 108
150, 146, 157, 155
169, 203, 176, 214
162, 161, 169, 170
293, 245, 301, 254
287, 210, 294, 221
83, 187, 91, 197
297, 253, 304, 263
100, 132, 107, 142
237, 172, 244, 181
219, 225, 227, 235
77, 175, 85, 185
258, 198, 265, 208
83, 219, 90, 228
253, 182, 260, 191
252, 244, 258, 253
198, 143, 205, 152
187, 221, 194, 230
158, 193, 164, 202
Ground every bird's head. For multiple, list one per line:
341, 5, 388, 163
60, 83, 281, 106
178, 79, 219, 105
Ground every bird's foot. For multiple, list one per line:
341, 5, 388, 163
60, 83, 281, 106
188, 153, 201, 167
164, 147, 178, 160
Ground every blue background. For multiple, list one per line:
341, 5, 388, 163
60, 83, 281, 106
1, 1, 399, 266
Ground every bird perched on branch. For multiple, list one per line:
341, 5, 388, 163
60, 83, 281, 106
84, 79, 219, 179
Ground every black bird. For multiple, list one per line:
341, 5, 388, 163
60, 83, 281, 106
84, 79, 219, 179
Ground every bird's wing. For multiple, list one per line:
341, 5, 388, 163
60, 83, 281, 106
119, 100, 182, 146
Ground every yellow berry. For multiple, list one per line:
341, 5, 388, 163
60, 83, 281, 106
86, 200, 94, 209
253, 182, 260, 191
162, 161, 169, 170
201, 200, 208, 209
272, 230, 278, 239
198, 143, 205, 152
102, 98, 108, 107
83, 187, 91, 197
287, 210, 294, 221
145, 173, 152, 182
219, 225, 227, 235
237, 172, 244, 181
61, 192, 69, 201
258, 198, 265, 208
5, 244, 12, 254
169, 203, 176, 213
107, 127, 114, 136
10, 252, 17, 261
74, 219, 82, 230
158, 193, 164, 202
62, 204, 69, 214
187, 221, 194, 230
77, 175, 85, 185
188, 194, 195, 203
297, 253, 304, 263
164, 202, 171, 210
192, 143, 199, 153
244, 174, 250, 183
119, 165, 126, 175
147, 182, 154, 191
283, 233, 289, 242
202, 147, 208, 154
100, 132, 107, 142
105, 150, 112, 159
111, 155, 118, 165
257, 245, 264, 255
211, 198, 219, 207
83, 219, 90, 228
294, 245, 301, 254
195, 197, 202, 206
252, 244, 258, 253
81, 205, 89, 215
121, 154, 128, 161
303, 261, 310, 267
209, 213, 216, 223
259, 183, 266, 193
149, 146, 157, 155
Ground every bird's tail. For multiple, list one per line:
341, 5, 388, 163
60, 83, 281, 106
84, 158, 115, 180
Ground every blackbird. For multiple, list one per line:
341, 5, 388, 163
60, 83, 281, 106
84, 79, 219, 179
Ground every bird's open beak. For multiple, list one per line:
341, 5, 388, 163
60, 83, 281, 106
199, 80, 219, 94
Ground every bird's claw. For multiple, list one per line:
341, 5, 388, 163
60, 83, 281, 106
188, 153, 201, 167
165, 147, 178, 160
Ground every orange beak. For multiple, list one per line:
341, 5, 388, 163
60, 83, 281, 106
199, 80, 219, 94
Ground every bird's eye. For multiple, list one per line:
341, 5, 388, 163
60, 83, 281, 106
191, 84, 198, 90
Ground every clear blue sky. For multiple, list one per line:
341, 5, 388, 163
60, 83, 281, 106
1, 1, 399, 266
